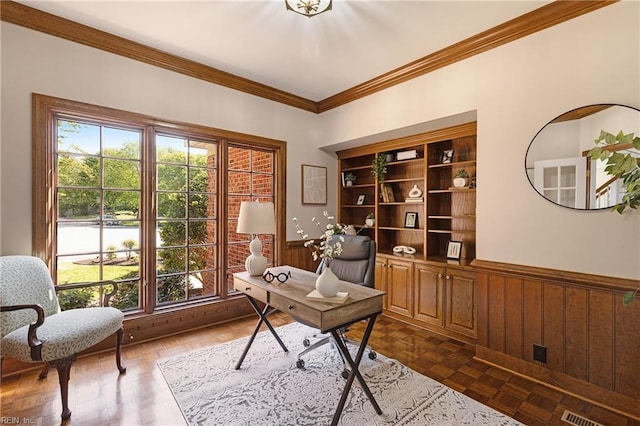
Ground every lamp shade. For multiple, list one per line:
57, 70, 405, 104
236, 202, 275, 235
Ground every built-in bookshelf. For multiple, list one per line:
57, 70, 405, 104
337, 122, 476, 261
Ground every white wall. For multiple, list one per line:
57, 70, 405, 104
0, 22, 337, 253
318, 2, 640, 280
2, 2, 639, 279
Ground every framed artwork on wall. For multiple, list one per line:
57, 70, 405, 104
301, 164, 327, 205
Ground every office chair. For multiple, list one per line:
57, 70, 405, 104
296, 235, 377, 378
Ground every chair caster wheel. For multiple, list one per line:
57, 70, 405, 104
341, 370, 350, 379
302, 339, 311, 348
296, 359, 305, 369
368, 351, 377, 360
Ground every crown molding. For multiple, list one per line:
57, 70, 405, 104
2, 1, 616, 114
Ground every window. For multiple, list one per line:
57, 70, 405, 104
33, 94, 284, 314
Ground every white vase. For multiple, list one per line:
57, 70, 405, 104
453, 177, 467, 188
316, 266, 339, 297
365, 218, 375, 227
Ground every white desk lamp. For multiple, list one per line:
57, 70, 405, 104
236, 201, 275, 276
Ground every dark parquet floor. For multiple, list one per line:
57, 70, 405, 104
1, 312, 638, 425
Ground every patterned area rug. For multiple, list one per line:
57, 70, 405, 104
158, 322, 522, 426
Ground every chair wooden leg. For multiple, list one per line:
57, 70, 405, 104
38, 362, 51, 379
49, 355, 77, 420
116, 327, 126, 374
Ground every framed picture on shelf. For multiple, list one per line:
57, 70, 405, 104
446, 241, 463, 260
301, 164, 327, 205
404, 212, 418, 228
356, 194, 366, 205
441, 149, 454, 164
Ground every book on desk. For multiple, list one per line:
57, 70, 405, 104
306, 290, 349, 304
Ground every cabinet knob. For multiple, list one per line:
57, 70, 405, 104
438, 273, 443, 279
288, 304, 295, 310
446, 275, 451, 280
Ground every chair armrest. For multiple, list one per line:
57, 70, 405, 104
102, 280, 119, 307
0, 304, 45, 361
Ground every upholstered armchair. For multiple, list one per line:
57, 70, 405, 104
0, 256, 126, 420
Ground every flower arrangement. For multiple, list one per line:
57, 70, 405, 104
292, 211, 346, 263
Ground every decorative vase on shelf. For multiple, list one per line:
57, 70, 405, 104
316, 266, 339, 297
365, 218, 375, 227
408, 184, 422, 198
453, 177, 467, 188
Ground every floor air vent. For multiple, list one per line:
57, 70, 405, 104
561, 410, 604, 426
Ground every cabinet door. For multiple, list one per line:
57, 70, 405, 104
414, 263, 444, 326
374, 257, 388, 309
445, 268, 476, 338
387, 258, 414, 317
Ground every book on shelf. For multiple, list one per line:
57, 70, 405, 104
405, 197, 423, 203
381, 184, 395, 203
396, 150, 418, 161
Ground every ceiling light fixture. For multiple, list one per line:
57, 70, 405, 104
285, 0, 332, 18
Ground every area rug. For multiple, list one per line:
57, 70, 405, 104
158, 322, 522, 425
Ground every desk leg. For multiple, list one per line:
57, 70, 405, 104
329, 314, 382, 426
235, 295, 289, 370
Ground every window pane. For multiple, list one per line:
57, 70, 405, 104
189, 167, 215, 193
111, 280, 141, 311
158, 220, 186, 246
157, 192, 186, 218
57, 120, 100, 155
189, 246, 216, 273
157, 164, 187, 191
157, 247, 186, 273
57, 154, 100, 187
104, 159, 140, 189
103, 127, 140, 159
189, 193, 215, 218
252, 173, 274, 196
228, 171, 251, 194
228, 147, 251, 171
189, 140, 216, 166
157, 135, 187, 164
156, 275, 186, 303
104, 190, 139, 216
252, 151, 274, 173
58, 189, 100, 220
189, 220, 216, 244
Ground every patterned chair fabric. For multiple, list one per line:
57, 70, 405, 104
0, 255, 126, 420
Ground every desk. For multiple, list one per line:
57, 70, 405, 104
233, 265, 385, 426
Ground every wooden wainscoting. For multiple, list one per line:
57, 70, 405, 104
282, 240, 319, 272
473, 259, 640, 420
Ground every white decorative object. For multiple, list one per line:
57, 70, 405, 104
365, 218, 375, 227
393, 245, 405, 253
344, 225, 356, 235
396, 150, 418, 161
403, 246, 416, 254
408, 185, 422, 198
315, 266, 339, 297
453, 177, 467, 188
236, 202, 276, 276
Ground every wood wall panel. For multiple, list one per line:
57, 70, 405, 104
487, 274, 505, 352
504, 277, 523, 359
543, 283, 565, 372
588, 290, 614, 389
522, 280, 543, 363
282, 240, 318, 272
614, 296, 640, 397
565, 286, 588, 380
473, 260, 640, 420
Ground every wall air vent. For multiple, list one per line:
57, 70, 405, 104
561, 410, 604, 426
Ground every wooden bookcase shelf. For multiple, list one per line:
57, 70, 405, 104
337, 122, 476, 260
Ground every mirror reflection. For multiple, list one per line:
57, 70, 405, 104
525, 104, 640, 210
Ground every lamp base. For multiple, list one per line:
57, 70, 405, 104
245, 235, 267, 276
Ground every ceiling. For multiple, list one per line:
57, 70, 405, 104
16, 0, 551, 102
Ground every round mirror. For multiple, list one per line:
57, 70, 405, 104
525, 104, 640, 210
